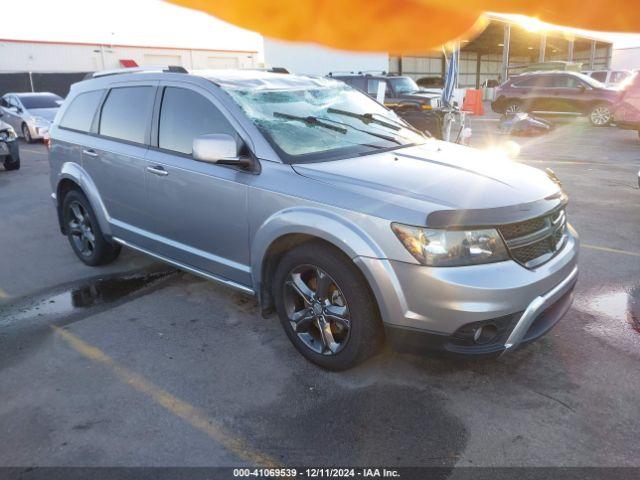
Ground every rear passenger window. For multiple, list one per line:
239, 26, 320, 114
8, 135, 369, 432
99, 86, 155, 144
158, 87, 236, 155
59, 90, 103, 132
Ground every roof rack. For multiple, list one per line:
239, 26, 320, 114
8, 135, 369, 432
84, 65, 188, 80
327, 71, 356, 76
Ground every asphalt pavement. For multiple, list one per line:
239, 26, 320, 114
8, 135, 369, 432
0, 122, 639, 471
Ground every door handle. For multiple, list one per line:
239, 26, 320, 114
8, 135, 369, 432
147, 165, 169, 176
82, 149, 99, 157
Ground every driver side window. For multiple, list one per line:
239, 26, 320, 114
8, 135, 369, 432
158, 87, 237, 155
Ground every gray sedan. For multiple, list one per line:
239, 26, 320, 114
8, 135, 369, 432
0, 92, 62, 142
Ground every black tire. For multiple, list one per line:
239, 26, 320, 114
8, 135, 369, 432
273, 241, 383, 370
3, 155, 19, 170
62, 189, 121, 266
22, 123, 33, 143
588, 103, 612, 126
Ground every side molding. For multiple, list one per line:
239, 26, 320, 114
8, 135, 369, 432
58, 162, 113, 237
251, 207, 385, 294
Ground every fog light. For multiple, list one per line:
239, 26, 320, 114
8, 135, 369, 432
473, 324, 499, 344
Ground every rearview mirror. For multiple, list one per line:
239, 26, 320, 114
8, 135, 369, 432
192, 134, 251, 167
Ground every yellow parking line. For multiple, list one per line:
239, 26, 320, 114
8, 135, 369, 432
582, 243, 640, 257
52, 326, 279, 467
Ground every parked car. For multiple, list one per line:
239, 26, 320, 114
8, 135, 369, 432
329, 72, 445, 138
0, 92, 63, 143
49, 68, 579, 370
583, 69, 632, 87
491, 71, 620, 126
0, 116, 19, 170
612, 72, 640, 139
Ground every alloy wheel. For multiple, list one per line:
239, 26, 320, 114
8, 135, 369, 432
22, 124, 31, 143
67, 201, 95, 257
505, 103, 521, 114
283, 264, 351, 355
590, 106, 611, 125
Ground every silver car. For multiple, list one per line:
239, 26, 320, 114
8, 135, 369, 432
0, 92, 63, 142
48, 69, 579, 370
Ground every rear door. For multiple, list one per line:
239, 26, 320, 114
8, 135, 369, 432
82, 82, 157, 245
545, 75, 586, 113
143, 82, 251, 285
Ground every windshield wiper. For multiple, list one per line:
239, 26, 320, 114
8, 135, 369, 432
317, 115, 403, 145
328, 107, 429, 138
273, 112, 347, 134
327, 107, 400, 131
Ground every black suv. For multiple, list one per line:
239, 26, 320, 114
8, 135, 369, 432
329, 72, 444, 138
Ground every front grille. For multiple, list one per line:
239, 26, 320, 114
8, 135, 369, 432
498, 208, 567, 268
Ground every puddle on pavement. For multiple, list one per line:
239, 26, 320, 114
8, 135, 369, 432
0, 270, 175, 323
580, 286, 640, 354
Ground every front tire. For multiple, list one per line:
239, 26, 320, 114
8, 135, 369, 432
588, 103, 612, 126
273, 242, 383, 370
21, 124, 33, 143
3, 155, 20, 170
62, 189, 121, 266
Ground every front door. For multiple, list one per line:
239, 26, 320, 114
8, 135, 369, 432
144, 84, 251, 286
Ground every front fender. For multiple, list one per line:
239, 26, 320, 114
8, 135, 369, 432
250, 207, 386, 293
58, 162, 113, 237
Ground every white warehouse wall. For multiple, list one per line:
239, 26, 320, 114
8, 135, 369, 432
0, 41, 258, 72
264, 38, 388, 76
612, 47, 640, 70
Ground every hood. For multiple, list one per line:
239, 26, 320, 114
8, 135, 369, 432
292, 141, 560, 214
29, 108, 58, 122
401, 91, 440, 101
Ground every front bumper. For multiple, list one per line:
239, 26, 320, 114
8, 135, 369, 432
354, 225, 579, 356
27, 122, 50, 140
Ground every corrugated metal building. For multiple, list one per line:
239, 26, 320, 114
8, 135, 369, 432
389, 16, 613, 88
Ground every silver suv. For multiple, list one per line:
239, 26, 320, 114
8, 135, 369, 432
49, 68, 579, 370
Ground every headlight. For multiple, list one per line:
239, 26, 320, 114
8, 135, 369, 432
420, 103, 433, 110
0, 128, 16, 140
391, 223, 509, 267
33, 116, 50, 126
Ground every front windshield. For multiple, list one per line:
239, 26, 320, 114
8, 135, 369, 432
225, 81, 426, 163
389, 77, 420, 94
19, 94, 63, 110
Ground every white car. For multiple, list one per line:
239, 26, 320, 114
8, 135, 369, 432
0, 92, 63, 143
582, 70, 632, 87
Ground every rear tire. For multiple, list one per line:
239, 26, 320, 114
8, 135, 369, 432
273, 242, 383, 370
588, 103, 612, 126
62, 189, 121, 266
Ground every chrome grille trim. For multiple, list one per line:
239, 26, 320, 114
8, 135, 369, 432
498, 208, 568, 268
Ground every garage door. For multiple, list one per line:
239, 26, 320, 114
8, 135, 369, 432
207, 56, 240, 69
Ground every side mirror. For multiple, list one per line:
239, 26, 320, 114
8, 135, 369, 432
192, 133, 251, 167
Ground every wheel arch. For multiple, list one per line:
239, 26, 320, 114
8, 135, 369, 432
251, 208, 386, 316
56, 162, 112, 237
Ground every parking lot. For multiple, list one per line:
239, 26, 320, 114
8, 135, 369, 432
1, 120, 639, 470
